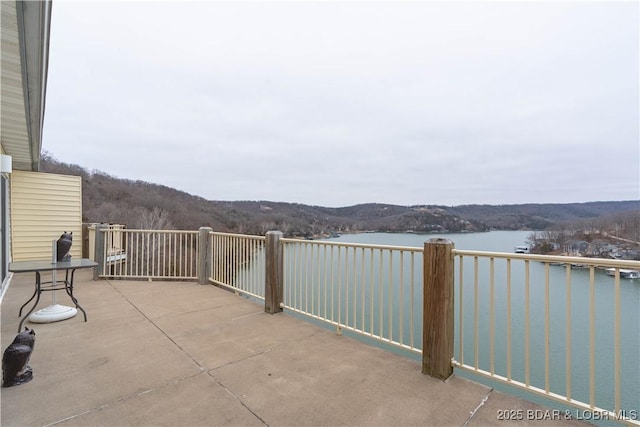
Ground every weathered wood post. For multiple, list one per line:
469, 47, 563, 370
93, 224, 107, 280
422, 238, 455, 380
198, 227, 213, 285
265, 231, 283, 314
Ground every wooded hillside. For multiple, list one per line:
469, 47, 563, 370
40, 154, 639, 239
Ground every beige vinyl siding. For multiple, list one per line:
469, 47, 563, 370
10, 171, 82, 261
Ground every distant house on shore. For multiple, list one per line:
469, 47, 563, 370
565, 240, 590, 256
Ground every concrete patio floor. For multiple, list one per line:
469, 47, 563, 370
1, 270, 585, 426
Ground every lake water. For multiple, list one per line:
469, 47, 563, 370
326, 231, 639, 423
331, 229, 533, 252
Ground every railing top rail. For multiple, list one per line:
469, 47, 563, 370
108, 229, 199, 234
99, 224, 125, 229
280, 237, 422, 253
454, 249, 640, 268
209, 231, 266, 240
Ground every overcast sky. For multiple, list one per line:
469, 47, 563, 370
43, 0, 639, 208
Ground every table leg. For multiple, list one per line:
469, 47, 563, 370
18, 280, 38, 317
64, 269, 87, 322
18, 272, 42, 332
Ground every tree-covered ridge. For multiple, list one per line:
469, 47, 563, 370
40, 154, 639, 239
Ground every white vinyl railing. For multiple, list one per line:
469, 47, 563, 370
95, 226, 639, 425
209, 231, 266, 300
453, 250, 639, 426
281, 238, 424, 354
98, 228, 198, 280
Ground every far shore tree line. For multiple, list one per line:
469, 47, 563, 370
526, 210, 640, 260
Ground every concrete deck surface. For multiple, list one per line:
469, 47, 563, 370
1, 270, 585, 426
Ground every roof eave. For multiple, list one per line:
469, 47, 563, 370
17, 0, 52, 171
1, 0, 52, 171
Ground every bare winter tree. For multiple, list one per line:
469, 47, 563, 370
133, 207, 174, 230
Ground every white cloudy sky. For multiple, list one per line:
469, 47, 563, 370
43, 0, 639, 207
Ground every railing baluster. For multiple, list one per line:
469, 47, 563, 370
344, 247, 349, 329
289, 245, 300, 307
221, 234, 226, 285
545, 263, 550, 394
337, 246, 342, 328
565, 263, 572, 401
175, 232, 179, 278
399, 251, 404, 346
589, 266, 596, 408
323, 244, 328, 320
132, 231, 137, 276
458, 254, 465, 367
307, 243, 311, 313
154, 232, 158, 276
353, 247, 357, 330
102, 228, 108, 275
506, 258, 511, 381
614, 271, 621, 414
369, 249, 374, 336
144, 231, 147, 276
378, 249, 383, 338
525, 260, 530, 387
170, 232, 173, 277
150, 232, 155, 277
360, 247, 365, 333
388, 249, 393, 343
157, 232, 161, 277
330, 245, 335, 323
252, 239, 257, 295
410, 253, 415, 350
490, 257, 495, 376
136, 232, 140, 276
124, 231, 129, 276
474, 256, 479, 370
315, 244, 320, 317
211, 234, 216, 282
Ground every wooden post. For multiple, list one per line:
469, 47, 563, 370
198, 227, 212, 285
93, 224, 106, 280
422, 238, 455, 380
87, 224, 96, 261
265, 231, 283, 314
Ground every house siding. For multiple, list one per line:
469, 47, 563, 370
10, 170, 82, 261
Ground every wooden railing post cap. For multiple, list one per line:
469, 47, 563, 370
266, 230, 283, 236
425, 238, 454, 245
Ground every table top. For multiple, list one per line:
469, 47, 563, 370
9, 258, 98, 273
